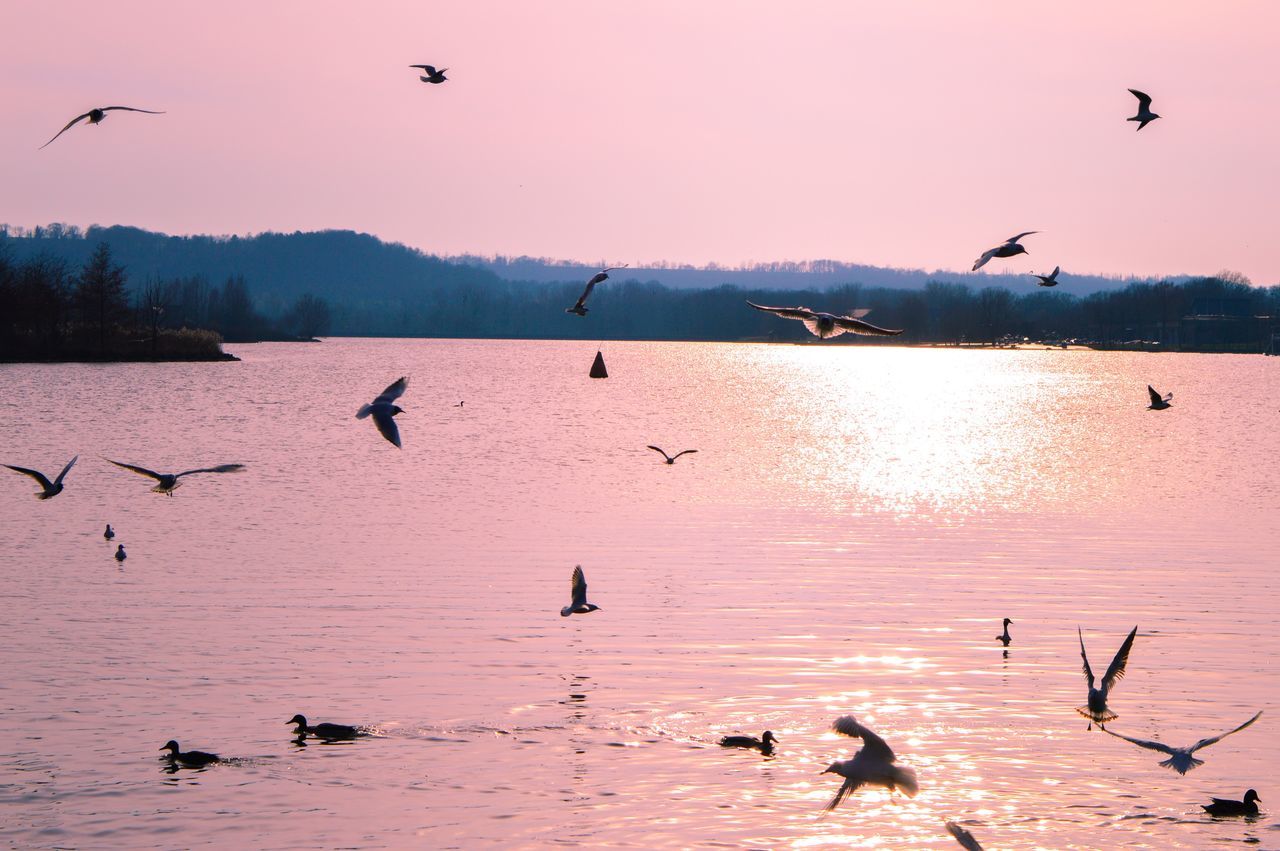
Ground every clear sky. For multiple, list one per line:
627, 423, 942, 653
3, 1, 1277, 283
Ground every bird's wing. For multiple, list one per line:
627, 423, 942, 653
1148, 385, 1163, 405
1163, 392, 1173, 402
671, 450, 698, 460
1049, 266, 1060, 278
576, 279, 597, 306
410, 65, 437, 73
1101, 626, 1138, 693
101, 106, 165, 115
373, 376, 409, 405
54, 456, 78, 485
107, 459, 165, 481
647, 445, 673, 462
175, 464, 246, 478
831, 716, 896, 761
972, 248, 997, 271
946, 822, 985, 851
1187, 711, 1262, 753
3, 465, 53, 490
600, 265, 628, 274
1128, 89, 1153, 110
847, 308, 872, 319
570, 566, 587, 607
746, 301, 815, 320
833, 315, 903, 337
1079, 628, 1095, 687
372, 411, 402, 447
1103, 727, 1174, 755
40, 112, 93, 149
823, 777, 860, 813
1006, 231, 1038, 244
832, 715, 863, 738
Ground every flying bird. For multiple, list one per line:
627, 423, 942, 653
3, 456, 77, 499
1077, 625, 1138, 730
410, 64, 448, 84
946, 822, 985, 851
1202, 789, 1261, 817
820, 715, 919, 812
1104, 711, 1262, 774
566, 266, 627, 316
746, 301, 902, 339
160, 740, 220, 768
719, 731, 777, 754
647, 446, 697, 465
1033, 266, 1061, 287
356, 377, 408, 448
1147, 385, 1172, 410
107, 459, 246, 495
996, 618, 1013, 647
1127, 89, 1160, 131
560, 565, 600, 617
104, 524, 115, 540
115, 544, 127, 562
288, 714, 366, 740
972, 232, 1038, 271
40, 106, 165, 149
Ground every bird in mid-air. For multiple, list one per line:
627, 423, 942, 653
1202, 789, 1261, 817
288, 714, 366, 740
972, 232, 1038, 271
719, 731, 777, 754
566, 266, 627, 316
410, 64, 448, 84
115, 544, 127, 562
946, 821, 985, 850
1033, 266, 1061, 287
1104, 710, 1262, 774
40, 106, 165, 149
1127, 89, 1160, 131
104, 524, 115, 540
820, 715, 918, 812
996, 618, 1013, 647
560, 565, 600, 617
1077, 625, 1138, 730
160, 740, 220, 768
1147, 385, 1172, 410
647, 446, 697, 465
3, 456, 77, 499
746, 301, 902, 339
107, 459, 246, 495
356, 377, 409, 448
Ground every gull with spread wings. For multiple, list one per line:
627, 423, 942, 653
566, 266, 627, 316
4, 456, 77, 499
820, 715, 918, 812
107, 459, 245, 495
1147, 385, 1172, 410
41, 106, 165, 149
647, 446, 697, 465
560, 565, 600, 617
1127, 89, 1160, 131
410, 64, 448, 84
1105, 711, 1262, 774
746, 301, 902, 339
972, 232, 1037, 271
356, 377, 409, 448
1078, 625, 1138, 730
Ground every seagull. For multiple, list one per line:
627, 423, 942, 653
3, 456, 77, 499
1202, 789, 1261, 817
115, 544, 127, 562
996, 618, 1013, 647
288, 714, 366, 740
566, 266, 627, 316
1104, 711, 1262, 774
106, 459, 246, 495
972, 232, 1037, 271
719, 731, 777, 753
1033, 266, 1061, 287
560, 565, 600, 617
1147, 385, 1172, 410
104, 524, 115, 540
820, 715, 919, 812
1077, 625, 1137, 730
746, 301, 903, 339
946, 822, 985, 851
1127, 89, 1160, 131
410, 64, 448, 84
647, 446, 697, 465
356, 377, 408, 448
40, 106, 165, 149
160, 740, 220, 767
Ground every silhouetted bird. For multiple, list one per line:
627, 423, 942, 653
821, 715, 918, 812
719, 731, 777, 754
560, 565, 599, 617
1104, 711, 1262, 774
647, 446, 697, 465
41, 106, 164, 149
1202, 789, 1261, 817
104, 524, 115, 540
566, 266, 627, 316
107, 459, 245, 495
410, 64, 448, 84
1077, 625, 1137, 730
115, 544, 127, 562
1127, 89, 1160, 131
160, 740, 220, 767
972, 232, 1037, 271
3, 456, 77, 499
356, 377, 408, 448
996, 617, 1013, 647
1033, 266, 1061, 287
746, 301, 902, 339
288, 714, 365, 740
1147, 385, 1172, 410
946, 822, 985, 850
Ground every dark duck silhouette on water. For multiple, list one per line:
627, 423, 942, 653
1202, 789, 1260, 817
41, 106, 164, 149
566, 266, 627, 316
996, 618, 1013, 647
719, 731, 777, 754
1077, 625, 1137, 730
160, 740, 221, 767
288, 714, 365, 740
104, 524, 115, 540
3, 456, 77, 499
115, 544, 127, 562
107, 459, 245, 495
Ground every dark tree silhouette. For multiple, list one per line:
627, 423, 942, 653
74, 243, 128, 354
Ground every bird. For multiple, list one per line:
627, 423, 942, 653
996, 618, 1013, 647
104, 524, 115, 540
410, 64, 448, 84
1033, 266, 1061, 287
1077, 625, 1137, 730
820, 715, 919, 812
3, 456, 77, 499
946, 821, 985, 850
719, 731, 777, 753
454, 401, 464, 408
1127, 89, 1160, 131
115, 544, 127, 562
160, 740, 220, 767
106, 459, 246, 495
1104, 710, 1262, 774
356, 377, 408, 448
40, 106, 165, 149
288, 714, 365, 740
647, 446, 697, 465
566, 266, 627, 316
1147, 385, 1172, 410
560, 565, 600, 617
972, 232, 1038, 271
746, 301, 902, 339
1202, 789, 1261, 817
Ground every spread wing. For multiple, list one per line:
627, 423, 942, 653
670, 450, 698, 460
101, 106, 165, 115
1048, 265, 1060, 279
1128, 89, 1153, 110
40, 111, 93, 149
3, 465, 53, 490
647, 445, 673, 462
823, 777, 861, 813
1006, 231, 1038, 244
373, 377, 409, 406
833, 315, 903, 337
570, 565, 587, 608
1101, 626, 1138, 693
1147, 385, 1163, 406
175, 464, 246, 478
1188, 711, 1262, 753
1079, 628, 1095, 687
54, 456, 78, 485
574, 279, 597, 307
1103, 727, 1174, 755
972, 248, 997, 271
372, 411, 402, 447
107, 459, 164, 481
946, 822, 985, 851
746, 301, 816, 321
410, 65, 438, 74
832, 716, 896, 762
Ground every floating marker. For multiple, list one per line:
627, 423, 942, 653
589, 350, 608, 378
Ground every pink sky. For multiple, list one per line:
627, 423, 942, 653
3, 1, 1277, 283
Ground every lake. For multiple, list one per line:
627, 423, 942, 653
1, 340, 1276, 849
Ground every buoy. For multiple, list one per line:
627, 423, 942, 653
589, 350, 608, 379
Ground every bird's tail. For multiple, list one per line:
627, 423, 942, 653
1076, 706, 1117, 723
890, 765, 919, 798
356, 404, 373, 419
1161, 755, 1203, 773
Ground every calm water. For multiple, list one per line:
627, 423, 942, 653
1, 340, 1276, 850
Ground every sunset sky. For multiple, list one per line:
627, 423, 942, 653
3, 1, 1277, 283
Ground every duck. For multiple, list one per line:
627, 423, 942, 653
719, 731, 777, 753
821, 715, 918, 812
1077, 625, 1137, 730
996, 617, 1013, 647
160, 740, 221, 767
115, 544, 127, 562
104, 524, 115, 540
1202, 789, 1261, 817
288, 714, 365, 740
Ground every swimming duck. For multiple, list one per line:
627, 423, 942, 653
719, 731, 777, 753
821, 715, 918, 812
1202, 789, 1260, 817
996, 618, 1013, 647
1077, 625, 1137, 730
288, 714, 364, 740
160, 740, 221, 767
115, 544, 127, 562
104, 524, 115, 540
